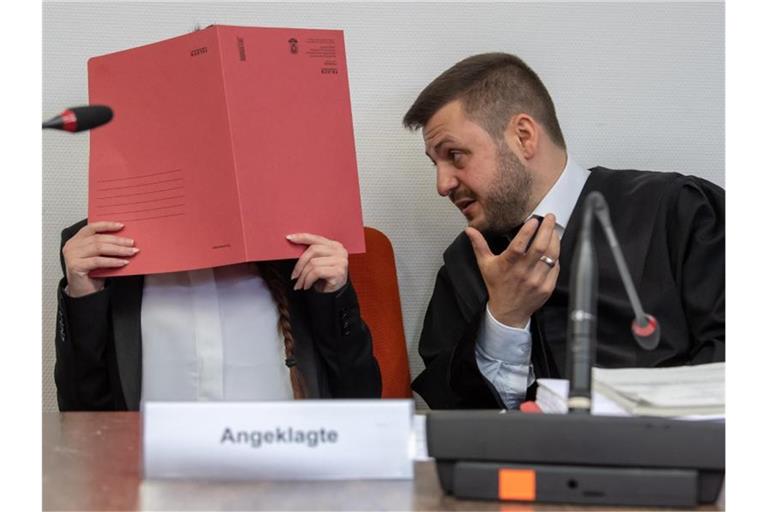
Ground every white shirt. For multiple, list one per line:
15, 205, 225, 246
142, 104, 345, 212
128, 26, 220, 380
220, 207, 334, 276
140, 263, 294, 404
475, 157, 590, 409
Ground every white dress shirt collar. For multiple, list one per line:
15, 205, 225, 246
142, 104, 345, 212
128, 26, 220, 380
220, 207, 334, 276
529, 156, 590, 232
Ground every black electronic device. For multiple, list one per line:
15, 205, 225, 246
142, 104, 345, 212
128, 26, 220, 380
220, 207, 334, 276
427, 410, 724, 508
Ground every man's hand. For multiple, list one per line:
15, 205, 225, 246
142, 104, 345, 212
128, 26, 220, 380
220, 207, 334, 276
287, 233, 349, 294
465, 214, 561, 328
62, 221, 138, 298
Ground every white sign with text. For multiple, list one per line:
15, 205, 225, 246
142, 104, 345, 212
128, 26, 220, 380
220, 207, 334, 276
142, 400, 414, 480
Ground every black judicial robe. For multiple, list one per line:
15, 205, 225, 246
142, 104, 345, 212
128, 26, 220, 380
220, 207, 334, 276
412, 167, 725, 409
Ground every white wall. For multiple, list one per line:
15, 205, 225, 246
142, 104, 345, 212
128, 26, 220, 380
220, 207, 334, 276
42, 1, 724, 411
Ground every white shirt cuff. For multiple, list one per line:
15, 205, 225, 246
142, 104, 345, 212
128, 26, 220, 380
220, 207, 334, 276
476, 305, 532, 363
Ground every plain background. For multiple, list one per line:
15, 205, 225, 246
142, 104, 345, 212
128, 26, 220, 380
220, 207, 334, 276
42, 1, 724, 411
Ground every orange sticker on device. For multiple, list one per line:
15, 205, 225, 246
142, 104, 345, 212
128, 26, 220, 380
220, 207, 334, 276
498, 468, 536, 501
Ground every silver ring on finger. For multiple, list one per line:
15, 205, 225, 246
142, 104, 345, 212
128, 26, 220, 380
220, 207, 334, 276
539, 255, 557, 269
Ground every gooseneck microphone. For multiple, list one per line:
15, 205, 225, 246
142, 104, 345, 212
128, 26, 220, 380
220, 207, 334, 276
42, 105, 113, 132
567, 191, 661, 414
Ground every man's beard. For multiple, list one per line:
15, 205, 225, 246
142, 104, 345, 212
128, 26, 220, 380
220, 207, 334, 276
482, 142, 533, 236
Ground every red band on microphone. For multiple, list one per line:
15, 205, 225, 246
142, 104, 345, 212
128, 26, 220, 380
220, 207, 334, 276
61, 110, 78, 132
632, 315, 657, 337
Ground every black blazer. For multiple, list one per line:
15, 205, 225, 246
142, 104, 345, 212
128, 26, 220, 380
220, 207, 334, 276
413, 168, 725, 409
54, 219, 382, 411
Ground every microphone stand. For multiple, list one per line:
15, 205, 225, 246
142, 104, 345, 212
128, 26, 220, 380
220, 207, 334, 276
567, 191, 660, 413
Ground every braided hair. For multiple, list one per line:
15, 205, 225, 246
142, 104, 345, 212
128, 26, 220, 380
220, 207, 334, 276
255, 262, 307, 399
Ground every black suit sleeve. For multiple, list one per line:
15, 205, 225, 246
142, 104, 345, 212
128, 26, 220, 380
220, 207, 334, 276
304, 281, 382, 398
412, 266, 502, 409
54, 219, 117, 411
668, 178, 725, 364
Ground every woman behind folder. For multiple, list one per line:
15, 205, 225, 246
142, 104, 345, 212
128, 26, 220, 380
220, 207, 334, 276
54, 220, 382, 411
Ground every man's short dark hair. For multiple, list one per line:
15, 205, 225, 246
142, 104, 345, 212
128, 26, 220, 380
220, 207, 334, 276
402, 53, 566, 149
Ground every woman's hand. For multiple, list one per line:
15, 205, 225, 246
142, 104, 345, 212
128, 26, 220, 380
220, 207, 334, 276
62, 221, 139, 297
287, 233, 348, 293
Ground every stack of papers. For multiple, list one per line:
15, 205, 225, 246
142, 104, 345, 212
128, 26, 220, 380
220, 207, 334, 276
536, 362, 724, 420
593, 362, 724, 418
536, 379, 628, 416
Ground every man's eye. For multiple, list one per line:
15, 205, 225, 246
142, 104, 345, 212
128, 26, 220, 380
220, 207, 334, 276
449, 151, 464, 164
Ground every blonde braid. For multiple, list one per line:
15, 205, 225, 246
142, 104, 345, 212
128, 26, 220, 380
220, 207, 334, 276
255, 261, 307, 399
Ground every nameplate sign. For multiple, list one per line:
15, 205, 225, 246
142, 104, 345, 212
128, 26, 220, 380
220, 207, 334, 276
142, 400, 414, 480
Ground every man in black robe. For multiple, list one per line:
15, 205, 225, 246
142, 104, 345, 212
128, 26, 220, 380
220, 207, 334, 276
402, 53, 724, 410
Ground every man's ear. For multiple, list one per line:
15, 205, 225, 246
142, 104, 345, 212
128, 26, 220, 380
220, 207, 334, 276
504, 113, 539, 160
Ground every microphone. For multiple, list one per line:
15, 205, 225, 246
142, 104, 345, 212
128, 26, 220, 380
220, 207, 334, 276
566, 191, 661, 414
42, 105, 113, 132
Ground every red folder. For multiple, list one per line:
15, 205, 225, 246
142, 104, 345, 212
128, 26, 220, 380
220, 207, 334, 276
87, 25, 365, 276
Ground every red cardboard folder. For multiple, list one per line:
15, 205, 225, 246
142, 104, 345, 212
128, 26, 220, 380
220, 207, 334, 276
87, 25, 365, 276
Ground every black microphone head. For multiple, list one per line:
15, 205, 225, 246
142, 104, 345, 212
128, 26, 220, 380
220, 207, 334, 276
631, 314, 661, 351
42, 105, 113, 132
69, 105, 113, 131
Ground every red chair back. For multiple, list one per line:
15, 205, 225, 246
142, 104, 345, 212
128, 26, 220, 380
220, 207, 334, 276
348, 227, 412, 398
